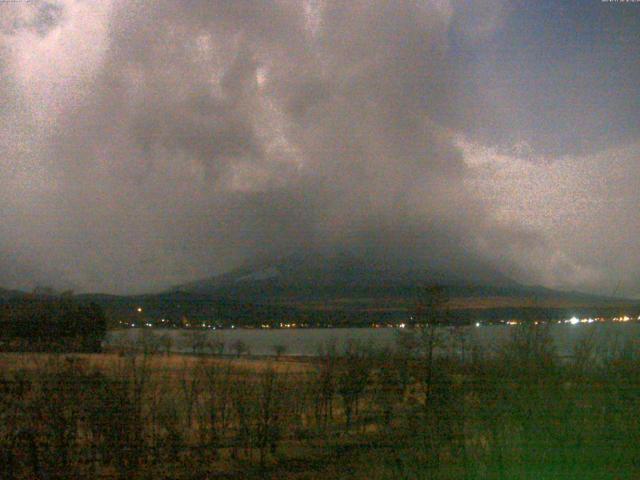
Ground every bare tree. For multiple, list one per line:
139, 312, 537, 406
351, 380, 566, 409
272, 344, 287, 360
179, 361, 202, 430
415, 285, 449, 396
337, 340, 371, 432
159, 333, 173, 356
138, 328, 161, 355
450, 324, 469, 364
230, 372, 255, 460
256, 367, 287, 468
196, 361, 233, 460
372, 348, 405, 430
314, 340, 337, 430
183, 330, 208, 355
206, 337, 226, 356
231, 339, 249, 358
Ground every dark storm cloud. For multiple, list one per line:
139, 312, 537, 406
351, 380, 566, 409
0, 0, 639, 295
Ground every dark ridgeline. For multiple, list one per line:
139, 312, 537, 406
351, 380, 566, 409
0, 296, 107, 352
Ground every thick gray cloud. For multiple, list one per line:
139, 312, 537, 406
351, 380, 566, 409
0, 0, 639, 295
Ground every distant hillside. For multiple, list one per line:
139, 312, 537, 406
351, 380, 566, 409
1, 252, 637, 328
173, 251, 520, 301
170, 251, 630, 308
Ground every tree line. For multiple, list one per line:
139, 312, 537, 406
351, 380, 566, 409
0, 297, 107, 352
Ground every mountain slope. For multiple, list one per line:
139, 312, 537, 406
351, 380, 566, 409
171, 251, 638, 312
175, 251, 535, 302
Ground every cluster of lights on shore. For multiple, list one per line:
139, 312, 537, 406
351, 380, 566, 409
474, 315, 640, 327
564, 315, 637, 325
126, 306, 640, 330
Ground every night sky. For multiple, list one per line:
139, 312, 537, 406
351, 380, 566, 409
1, 0, 639, 295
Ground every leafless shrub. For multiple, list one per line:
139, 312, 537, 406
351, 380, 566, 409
499, 322, 557, 374
179, 360, 202, 430
159, 333, 174, 356
337, 340, 372, 432
137, 328, 162, 355
195, 360, 233, 459
182, 330, 208, 355
229, 370, 256, 460
231, 339, 249, 358
313, 340, 337, 431
256, 366, 288, 468
272, 344, 287, 360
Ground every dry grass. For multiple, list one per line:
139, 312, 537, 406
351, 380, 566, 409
0, 352, 313, 375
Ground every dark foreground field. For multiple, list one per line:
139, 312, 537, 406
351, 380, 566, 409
1, 324, 640, 479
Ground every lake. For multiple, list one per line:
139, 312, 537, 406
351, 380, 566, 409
106, 322, 640, 359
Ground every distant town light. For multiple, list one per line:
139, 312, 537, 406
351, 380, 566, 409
475, 322, 480, 327
136, 307, 143, 313
569, 317, 579, 325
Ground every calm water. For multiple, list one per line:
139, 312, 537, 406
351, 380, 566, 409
106, 323, 640, 358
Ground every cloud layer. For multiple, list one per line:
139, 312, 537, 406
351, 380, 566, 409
1, 0, 639, 295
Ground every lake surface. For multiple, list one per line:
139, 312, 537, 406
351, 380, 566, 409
106, 322, 640, 359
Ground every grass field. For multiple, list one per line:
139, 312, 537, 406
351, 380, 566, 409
2, 324, 640, 479
0, 352, 312, 374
